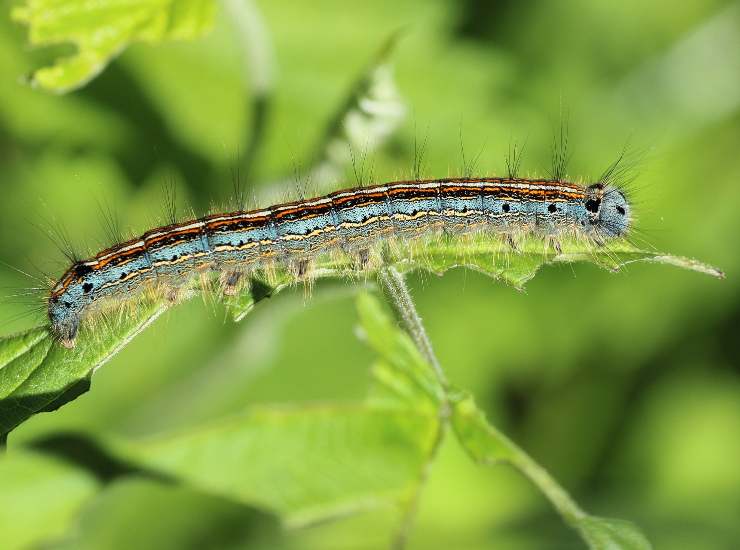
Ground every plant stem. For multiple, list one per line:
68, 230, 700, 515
498, 430, 586, 524
377, 266, 450, 549
377, 266, 447, 389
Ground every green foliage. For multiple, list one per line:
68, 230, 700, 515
0, 300, 166, 435
54, 480, 283, 550
0, 238, 719, 439
13, 0, 215, 92
1, 1, 737, 548
0, 292, 441, 546
358, 292, 444, 410
0, 291, 655, 548
0, 449, 98, 550
125, 404, 437, 526
451, 392, 651, 550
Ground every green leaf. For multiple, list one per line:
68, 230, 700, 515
391, 234, 724, 290
74, 293, 439, 526
0, 236, 721, 437
52, 479, 284, 550
449, 390, 516, 465
0, 299, 167, 436
451, 391, 652, 550
120, 403, 437, 526
224, 275, 289, 322
12, 0, 216, 93
0, 448, 99, 550
356, 292, 444, 410
2, 291, 439, 532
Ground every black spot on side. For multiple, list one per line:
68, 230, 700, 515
171, 255, 178, 261
73, 264, 93, 277
548, 204, 557, 213
82, 283, 93, 294
585, 199, 601, 213
502, 203, 510, 213
119, 272, 126, 279
616, 205, 626, 215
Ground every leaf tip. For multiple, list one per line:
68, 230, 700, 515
648, 255, 725, 279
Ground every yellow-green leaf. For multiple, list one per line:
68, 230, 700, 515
0, 300, 167, 436
13, 0, 216, 93
121, 403, 437, 526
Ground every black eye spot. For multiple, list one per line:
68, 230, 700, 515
548, 204, 557, 213
616, 205, 626, 215
64, 301, 71, 308
82, 282, 93, 294
171, 255, 178, 261
502, 203, 510, 213
585, 199, 601, 213
238, 240, 244, 246
120, 272, 126, 279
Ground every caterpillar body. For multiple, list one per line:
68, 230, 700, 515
48, 177, 631, 348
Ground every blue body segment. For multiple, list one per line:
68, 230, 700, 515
208, 224, 269, 265
144, 227, 208, 279
275, 208, 338, 255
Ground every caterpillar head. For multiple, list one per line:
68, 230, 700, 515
584, 183, 631, 239
48, 262, 95, 348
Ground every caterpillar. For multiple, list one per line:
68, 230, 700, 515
47, 177, 631, 348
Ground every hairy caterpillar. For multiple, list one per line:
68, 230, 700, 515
47, 176, 630, 348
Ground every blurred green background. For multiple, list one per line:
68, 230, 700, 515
1, 0, 739, 548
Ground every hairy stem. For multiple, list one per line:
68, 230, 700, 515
377, 266, 449, 549
377, 266, 447, 389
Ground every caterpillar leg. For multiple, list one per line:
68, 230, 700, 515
504, 233, 519, 253
163, 284, 197, 304
291, 258, 310, 280
354, 248, 371, 271
547, 236, 562, 255
220, 270, 244, 296
164, 286, 179, 303
592, 236, 606, 248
